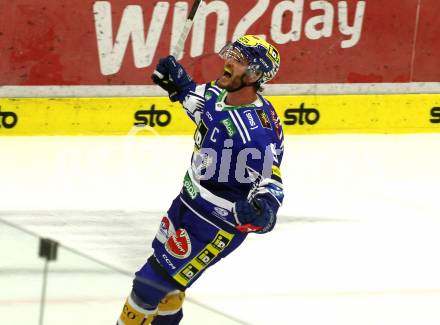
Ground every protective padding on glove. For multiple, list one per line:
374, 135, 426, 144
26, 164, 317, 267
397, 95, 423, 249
152, 56, 195, 102
234, 195, 277, 234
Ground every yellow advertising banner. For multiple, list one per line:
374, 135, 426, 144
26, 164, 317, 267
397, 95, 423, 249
1, 95, 439, 136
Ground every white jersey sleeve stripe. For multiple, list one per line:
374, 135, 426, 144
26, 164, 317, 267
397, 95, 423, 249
180, 197, 221, 229
188, 168, 235, 211
233, 110, 251, 142
212, 85, 222, 92
228, 111, 247, 144
208, 86, 220, 96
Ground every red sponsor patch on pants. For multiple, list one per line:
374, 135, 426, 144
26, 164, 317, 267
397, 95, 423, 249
165, 229, 192, 259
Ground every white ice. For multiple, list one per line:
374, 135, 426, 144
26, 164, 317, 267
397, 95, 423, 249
1, 134, 440, 325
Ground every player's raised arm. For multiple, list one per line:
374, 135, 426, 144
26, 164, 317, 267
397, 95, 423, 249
151, 56, 206, 124
151, 56, 194, 102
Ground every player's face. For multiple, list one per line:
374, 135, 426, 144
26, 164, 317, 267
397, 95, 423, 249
217, 48, 251, 91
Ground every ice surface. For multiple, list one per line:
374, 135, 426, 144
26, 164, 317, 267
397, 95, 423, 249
1, 134, 440, 325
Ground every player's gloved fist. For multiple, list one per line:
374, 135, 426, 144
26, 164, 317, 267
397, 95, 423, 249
151, 56, 195, 102
234, 197, 276, 234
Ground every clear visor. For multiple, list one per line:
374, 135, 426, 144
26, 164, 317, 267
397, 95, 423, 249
219, 43, 249, 65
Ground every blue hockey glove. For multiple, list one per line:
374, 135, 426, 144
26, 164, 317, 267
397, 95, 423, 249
151, 56, 195, 102
233, 196, 277, 234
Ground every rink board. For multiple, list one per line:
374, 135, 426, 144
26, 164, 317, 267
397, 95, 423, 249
0, 95, 439, 135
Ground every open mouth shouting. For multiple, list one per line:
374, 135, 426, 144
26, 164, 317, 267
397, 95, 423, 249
222, 66, 233, 79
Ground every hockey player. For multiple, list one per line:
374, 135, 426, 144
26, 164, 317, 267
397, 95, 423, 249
117, 35, 284, 325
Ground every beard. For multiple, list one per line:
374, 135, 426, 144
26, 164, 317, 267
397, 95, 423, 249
217, 74, 247, 92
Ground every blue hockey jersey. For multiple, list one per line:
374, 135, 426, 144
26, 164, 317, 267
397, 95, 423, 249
178, 82, 284, 233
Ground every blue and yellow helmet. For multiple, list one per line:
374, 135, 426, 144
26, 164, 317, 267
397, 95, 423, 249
219, 35, 281, 86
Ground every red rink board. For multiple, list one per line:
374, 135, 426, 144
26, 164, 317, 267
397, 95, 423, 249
412, 0, 440, 82
0, 0, 439, 86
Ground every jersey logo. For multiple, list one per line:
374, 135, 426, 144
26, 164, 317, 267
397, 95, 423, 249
183, 172, 199, 199
256, 109, 272, 129
205, 111, 214, 121
179, 263, 199, 281
165, 229, 192, 259
212, 206, 229, 220
220, 118, 237, 137
243, 110, 259, 130
196, 249, 216, 266
194, 120, 208, 149
211, 233, 231, 251
269, 107, 283, 139
156, 215, 176, 244
173, 230, 234, 286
